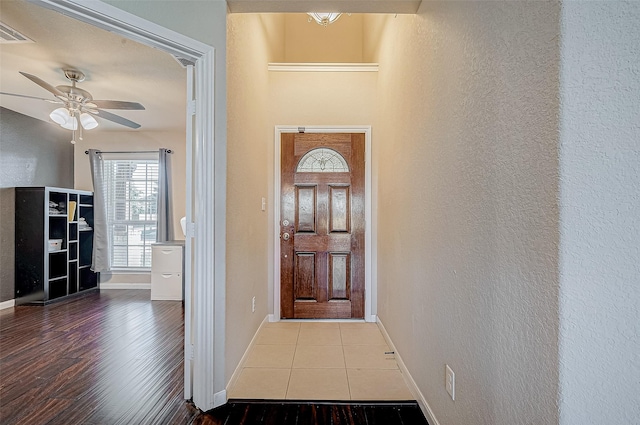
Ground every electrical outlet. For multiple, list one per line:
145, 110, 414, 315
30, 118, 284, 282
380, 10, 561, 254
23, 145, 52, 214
252, 296, 256, 313
445, 364, 455, 400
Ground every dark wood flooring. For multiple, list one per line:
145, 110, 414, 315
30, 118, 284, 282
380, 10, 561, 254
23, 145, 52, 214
0, 289, 198, 425
194, 400, 430, 425
1, 289, 430, 425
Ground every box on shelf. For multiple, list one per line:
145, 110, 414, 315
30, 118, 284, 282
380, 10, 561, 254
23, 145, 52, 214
48, 239, 63, 252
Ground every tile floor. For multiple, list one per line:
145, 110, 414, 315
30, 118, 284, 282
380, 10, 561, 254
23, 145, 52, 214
228, 321, 415, 401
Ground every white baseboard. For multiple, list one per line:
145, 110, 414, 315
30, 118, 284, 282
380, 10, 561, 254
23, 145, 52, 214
213, 389, 227, 408
0, 299, 15, 310
99, 283, 151, 290
376, 318, 441, 425
226, 315, 270, 394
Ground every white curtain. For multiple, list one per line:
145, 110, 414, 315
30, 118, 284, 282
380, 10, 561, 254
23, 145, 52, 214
88, 149, 110, 272
157, 148, 173, 241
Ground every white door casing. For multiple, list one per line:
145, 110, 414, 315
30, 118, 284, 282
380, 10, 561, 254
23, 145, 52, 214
30, 0, 223, 411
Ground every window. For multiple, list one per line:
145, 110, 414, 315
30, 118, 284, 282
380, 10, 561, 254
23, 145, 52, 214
297, 148, 349, 173
104, 157, 158, 269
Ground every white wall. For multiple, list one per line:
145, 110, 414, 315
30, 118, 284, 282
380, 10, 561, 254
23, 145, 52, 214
367, 2, 561, 424
558, 2, 640, 424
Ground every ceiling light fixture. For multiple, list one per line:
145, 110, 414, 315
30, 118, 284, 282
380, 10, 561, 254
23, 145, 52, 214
2, 68, 144, 144
307, 12, 344, 26
49, 107, 98, 143
80, 112, 99, 130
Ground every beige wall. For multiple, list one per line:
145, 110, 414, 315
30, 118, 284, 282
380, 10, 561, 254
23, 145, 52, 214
226, 13, 377, 384
367, 2, 561, 424
226, 13, 284, 383
284, 14, 363, 63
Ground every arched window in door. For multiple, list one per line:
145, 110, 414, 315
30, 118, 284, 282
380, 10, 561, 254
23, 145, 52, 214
296, 148, 349, 173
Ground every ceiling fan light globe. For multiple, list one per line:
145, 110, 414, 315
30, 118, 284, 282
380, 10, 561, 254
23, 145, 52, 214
80, 113, 98, 130
307, 12, 342, 26
49, 107, 70, 125
60, 116, 78, 130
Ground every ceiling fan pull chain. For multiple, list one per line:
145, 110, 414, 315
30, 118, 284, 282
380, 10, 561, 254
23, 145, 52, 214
78, 111, 84, 141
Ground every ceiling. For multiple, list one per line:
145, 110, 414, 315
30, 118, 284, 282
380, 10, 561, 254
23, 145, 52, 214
226, 0, 421, 13
0, 0, 419, 134
0, 0, 186, 133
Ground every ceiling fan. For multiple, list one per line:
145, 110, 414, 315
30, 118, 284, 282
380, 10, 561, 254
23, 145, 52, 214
0, 68, 145, 143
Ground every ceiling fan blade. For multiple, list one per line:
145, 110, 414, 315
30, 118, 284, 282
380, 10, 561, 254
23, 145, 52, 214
91, 109, 141, 129
19, 72, 66, 98
0, 91, 63, 104
90, 100, 145, 110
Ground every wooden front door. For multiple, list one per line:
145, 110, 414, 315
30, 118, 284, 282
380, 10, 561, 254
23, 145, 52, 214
280, 133, 365, 319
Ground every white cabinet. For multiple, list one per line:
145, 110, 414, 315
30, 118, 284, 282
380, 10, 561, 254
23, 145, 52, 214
151, 241, 184, 300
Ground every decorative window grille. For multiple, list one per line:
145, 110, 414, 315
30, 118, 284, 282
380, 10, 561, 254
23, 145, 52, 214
296, 148, 349, 173
104, 159, 158, 269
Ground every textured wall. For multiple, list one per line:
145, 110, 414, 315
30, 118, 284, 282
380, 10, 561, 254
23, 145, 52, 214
0, 107, 73, 302
226, 13, 283, 383
367, 2, 561, 424
558, 2, 640, 423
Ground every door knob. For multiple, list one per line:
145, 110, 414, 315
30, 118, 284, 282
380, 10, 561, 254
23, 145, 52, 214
282, 232, 290, 241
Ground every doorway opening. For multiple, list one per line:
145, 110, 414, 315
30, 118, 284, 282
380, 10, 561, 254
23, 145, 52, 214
28, 0, 221, 411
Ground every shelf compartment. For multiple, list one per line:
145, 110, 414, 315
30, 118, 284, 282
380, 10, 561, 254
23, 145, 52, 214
49, 191, 67, 216
79, 268, 98, 291
49, 216, 67, 242
68, 268, 78, 294
68, 241, 78, 261
79, 232, 93, 267
79, 205, 94, 229
49, 277, 68, 300
69, 223, 78, 241
49, 251, 67, 279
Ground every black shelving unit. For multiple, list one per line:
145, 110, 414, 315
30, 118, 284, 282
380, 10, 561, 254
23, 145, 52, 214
15, 186, 99, 305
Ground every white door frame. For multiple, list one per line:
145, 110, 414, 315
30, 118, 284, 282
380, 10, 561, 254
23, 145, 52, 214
273, 126, 376, 322
31, 0, 223, 411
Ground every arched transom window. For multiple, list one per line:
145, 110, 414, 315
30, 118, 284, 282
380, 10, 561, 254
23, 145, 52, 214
296, 148, 349, 173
